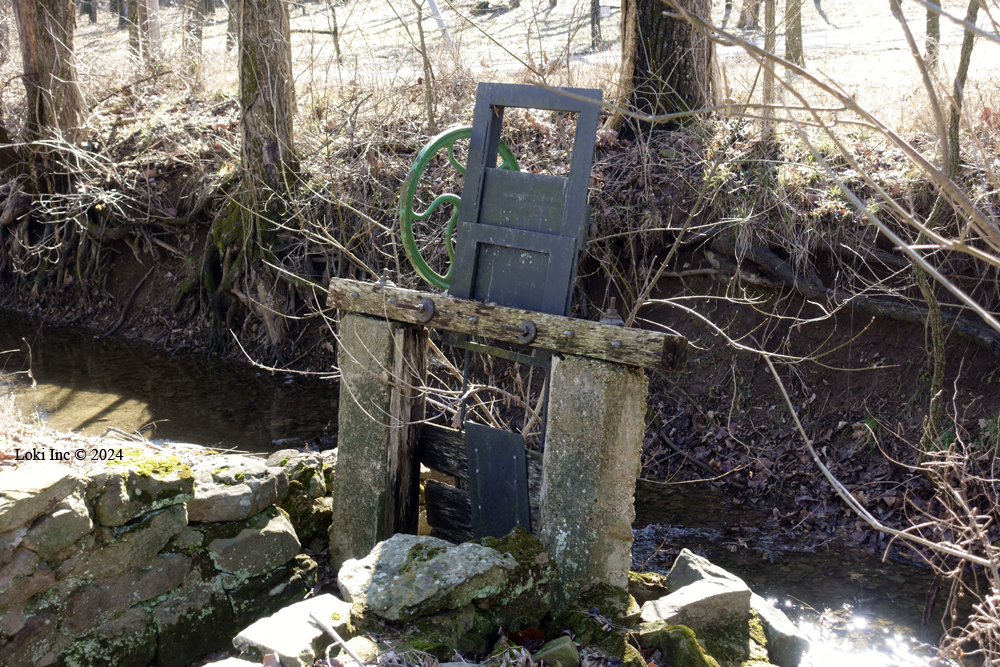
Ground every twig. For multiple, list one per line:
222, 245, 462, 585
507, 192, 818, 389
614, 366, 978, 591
309, 612, 367, 667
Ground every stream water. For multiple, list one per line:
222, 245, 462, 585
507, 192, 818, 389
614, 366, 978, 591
0, 310, 338, 450
1, 309, 951, 666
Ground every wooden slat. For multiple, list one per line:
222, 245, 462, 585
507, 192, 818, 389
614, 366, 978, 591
420, 424, 543, 540
425, 479, 473, 544
327, 277, 686, 371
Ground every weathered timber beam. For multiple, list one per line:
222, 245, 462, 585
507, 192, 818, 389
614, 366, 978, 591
327, 277, 686, 371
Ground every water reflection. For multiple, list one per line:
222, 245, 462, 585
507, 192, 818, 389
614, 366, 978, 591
0, 310, 338, 451
632, 479, 950, 666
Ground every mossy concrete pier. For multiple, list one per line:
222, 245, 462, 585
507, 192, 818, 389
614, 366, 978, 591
539, 354, 648, 608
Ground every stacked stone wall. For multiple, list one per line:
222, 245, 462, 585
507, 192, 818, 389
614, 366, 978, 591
0, 448, 333, 667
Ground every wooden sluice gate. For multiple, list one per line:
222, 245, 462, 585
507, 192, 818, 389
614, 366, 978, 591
326, 82, 686, 606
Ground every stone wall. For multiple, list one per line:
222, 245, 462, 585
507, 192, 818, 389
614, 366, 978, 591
0, 447, 333, 667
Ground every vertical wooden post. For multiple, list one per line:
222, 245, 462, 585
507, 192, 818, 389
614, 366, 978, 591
329, 314, 427, 571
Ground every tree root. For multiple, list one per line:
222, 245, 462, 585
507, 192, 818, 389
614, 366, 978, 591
709, 235, 1000, 355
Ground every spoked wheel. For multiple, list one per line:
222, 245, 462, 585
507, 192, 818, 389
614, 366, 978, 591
398, 126, 519, 290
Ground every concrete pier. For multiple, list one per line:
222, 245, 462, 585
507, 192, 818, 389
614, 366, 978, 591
538, 354, 648, 607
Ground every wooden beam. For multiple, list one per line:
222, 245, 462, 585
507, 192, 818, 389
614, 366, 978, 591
327, 277, 686, 372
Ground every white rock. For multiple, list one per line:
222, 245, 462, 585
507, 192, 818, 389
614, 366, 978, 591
640, 577, 752, 630
233, 594, 352, 667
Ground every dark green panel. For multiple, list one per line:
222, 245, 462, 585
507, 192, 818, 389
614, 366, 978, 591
465, 422, 531, 539
479, 168, 566, 235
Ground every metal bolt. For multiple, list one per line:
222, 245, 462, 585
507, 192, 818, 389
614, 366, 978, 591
612, 340, 622, 348
469, 316, 478, 324
601, 296, 625, 327
563, 330, 574, 338
350, 292, 360, 298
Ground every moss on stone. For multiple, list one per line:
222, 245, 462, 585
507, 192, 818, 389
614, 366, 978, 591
399, 604, 476, 660
470, 527, 557, 632
747, 609, 766, 647
547, 581, 641, 657
623, 643, 648, 667
700, 616, 751, 665
399, 542, 447, 574
627, 571, 670, 605
109, 449, 193, 480
656, 625, 720, 667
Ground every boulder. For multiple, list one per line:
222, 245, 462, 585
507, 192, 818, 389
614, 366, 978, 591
269, 452, 327, 499
751, 594, 809, 667
61, 605, 157, 667
21, 490, 93, 560
0, 548, 55, 607
338, 636, 380, 663
233, 594, 352, 667
0, 464, 81, 534
662, 549, 807, 667
640, 578, 752, 630
206, 506, 300, 579
92, 453, 194, 527
227, 554, 319, 626
56, 504, 188, 581
0, 612, 63, 667
664, 549, 745, 593
533, 636, 580, 667
272, 452, 331, 547
61, 554, 191, 637
187, 455, 288, 522
338, 534, 516, 622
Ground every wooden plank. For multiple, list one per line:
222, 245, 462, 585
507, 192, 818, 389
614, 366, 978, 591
327, 277, 686, 371
420, 423, 542, 539
425, 479, 473, 544
384, 325, 427, 536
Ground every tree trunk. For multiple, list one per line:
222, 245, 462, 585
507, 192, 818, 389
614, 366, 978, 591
143, 0, 162, 61
737, 0, 759, 30
240, 0, 296, 198
590, 0, 601, 48
128, 0, 144, 57
12, 0, 86, 141
784, 0, 803, 66
926, 0, 940, 70
183, 0, 205, 78
226, 0, 240, 51
612, 0, 715, 126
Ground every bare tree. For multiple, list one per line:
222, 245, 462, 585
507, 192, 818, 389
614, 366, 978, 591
784, 0, 803, 66
609, 0, 716, 128
12, 0, 86, 141
184, 0, 206, 78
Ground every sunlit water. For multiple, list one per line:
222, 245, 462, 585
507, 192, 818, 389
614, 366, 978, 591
633, 480, 956, 666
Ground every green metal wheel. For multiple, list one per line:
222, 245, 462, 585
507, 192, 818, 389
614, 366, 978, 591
399, 126, 519, 290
